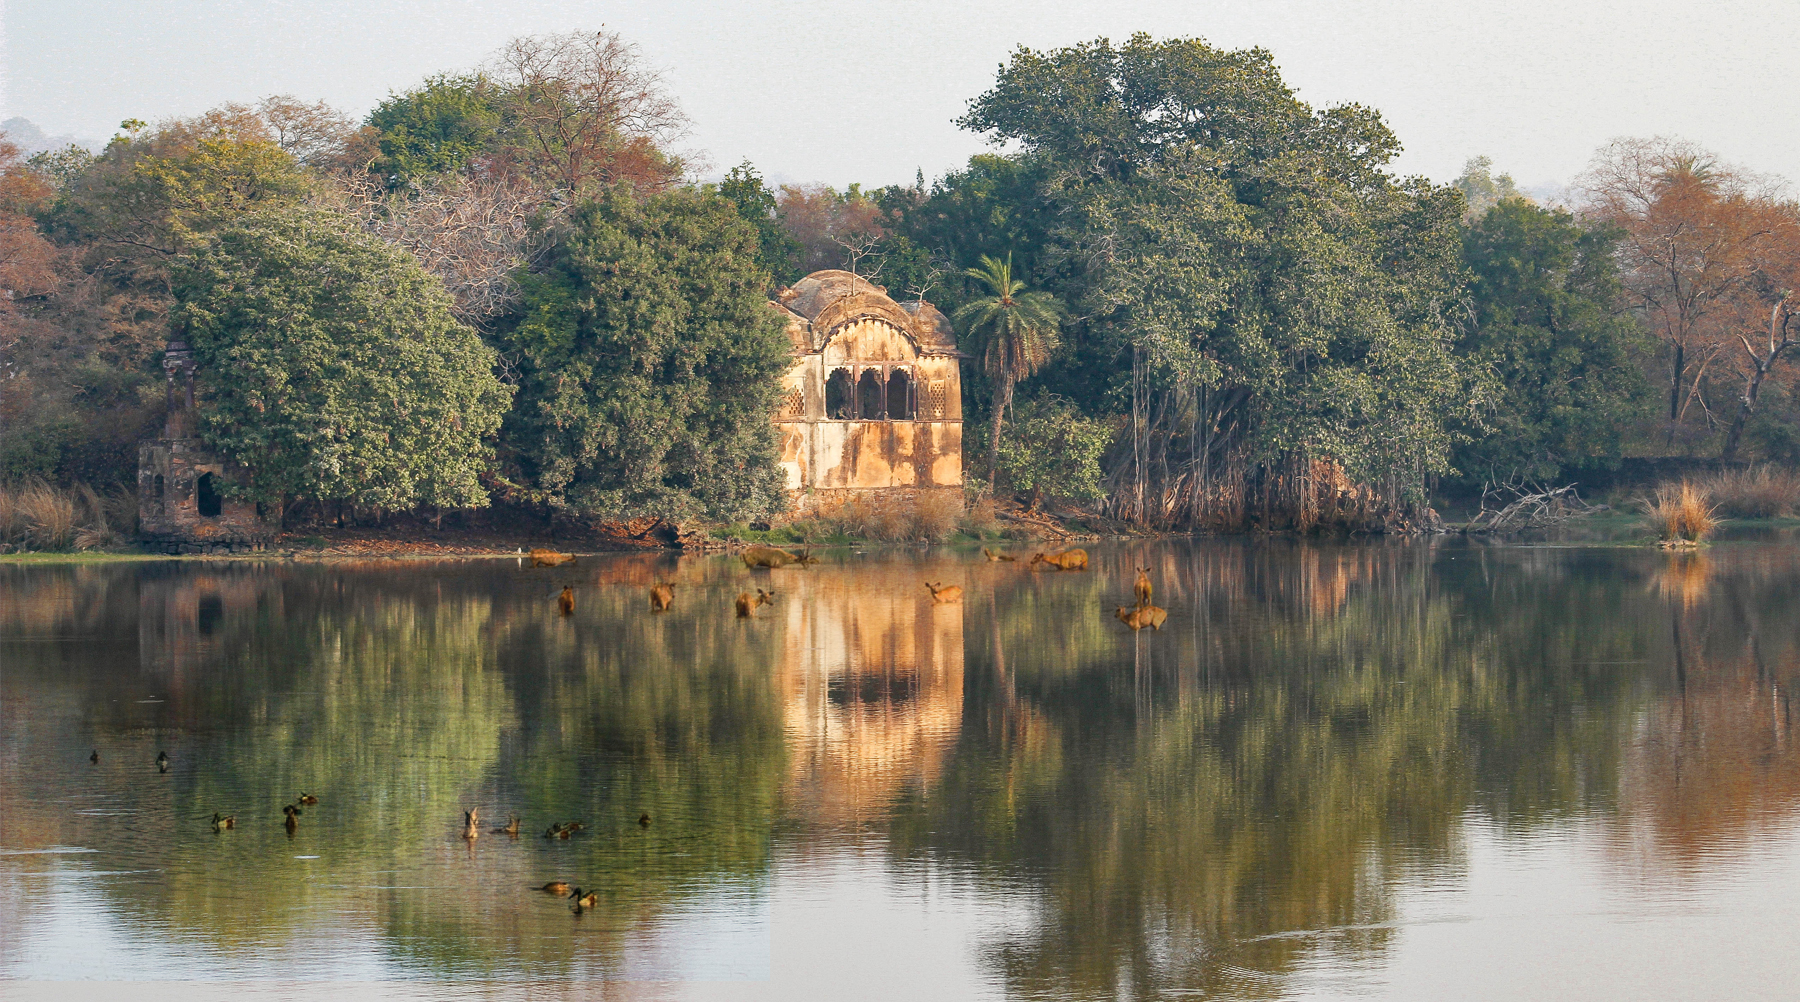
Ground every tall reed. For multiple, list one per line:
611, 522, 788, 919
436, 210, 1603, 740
0, 479, 133, 551
1695, 465, 1800, 519
1636, 481, 1719, 543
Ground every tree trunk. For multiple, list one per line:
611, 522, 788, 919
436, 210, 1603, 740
1667, 341, 1685, 445
1722, 304, 1795, 461
986, 379, 1012, 495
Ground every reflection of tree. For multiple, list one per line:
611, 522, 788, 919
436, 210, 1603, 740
1617, 548, 1800, 867
887, 541, 1717, 1000
0, 557, 788, 977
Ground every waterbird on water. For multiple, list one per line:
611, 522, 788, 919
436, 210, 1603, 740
89, 750, 99, 764
493, 816, 520, 835
297, 793, 318, 805
156, 751, 169, 773
539, 881, 571, 895
283, 805, 299, 831
211, 812, 235, 831
639, 813, 651, 827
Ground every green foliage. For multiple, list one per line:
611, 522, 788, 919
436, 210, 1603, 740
1453, 155, 1524, 219
952, 35, 1469, 508
502, 186, 792, 521
172, 205, 512, 508
366, 75, 500, 187
1456, 199, 1654, 481
717, 161, 802, 285
996, 396, 1112, 505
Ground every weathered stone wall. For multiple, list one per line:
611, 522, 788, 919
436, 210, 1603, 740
137, 437, 271, 553
774, 305, 965, 513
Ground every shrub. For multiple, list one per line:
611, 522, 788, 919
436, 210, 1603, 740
995, 395, 1110, 508
806, 493, 964, 543
1636, 481, 1718, 542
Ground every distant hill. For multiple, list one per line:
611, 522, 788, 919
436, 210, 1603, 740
1, 117, 96, 155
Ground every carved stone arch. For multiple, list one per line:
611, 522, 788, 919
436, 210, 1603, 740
818, 315, 922, 362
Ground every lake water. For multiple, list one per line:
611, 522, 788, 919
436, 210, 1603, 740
2, 538, 1797, 1000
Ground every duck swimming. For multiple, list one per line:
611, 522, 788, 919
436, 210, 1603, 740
211, 812, 235, 831
89, 749, 98, 764
297, 793, 318, 805
283, 805, 299, 831
638, 813, 651, 827
156, 751, 169, 773
539, 881, 571, 895
493, 816, 521, 836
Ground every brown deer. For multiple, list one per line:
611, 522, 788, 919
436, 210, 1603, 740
741, 545, 816, 569
925, 581, 964, 603
1115, 604, 1168, 631
462, 808, 480, 839
649, 582, 675, 611
982, 547, 1016, 562
1029, 548, 1089, 571
1134, 567, 1153, 607
557, 586, 575, 616
735, 589, 774, 618
530, 548, 576, 567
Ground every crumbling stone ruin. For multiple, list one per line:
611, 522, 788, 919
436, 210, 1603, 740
769, 271, 964, 514
137, 339, 270, 554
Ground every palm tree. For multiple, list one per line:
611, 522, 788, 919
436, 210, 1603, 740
953, 254, 1063, 491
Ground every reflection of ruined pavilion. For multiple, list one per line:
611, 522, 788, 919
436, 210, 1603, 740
769, 271, 964, 511
774, 572, 964, 825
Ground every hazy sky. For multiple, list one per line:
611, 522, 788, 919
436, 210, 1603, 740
4, 0, 1797, 191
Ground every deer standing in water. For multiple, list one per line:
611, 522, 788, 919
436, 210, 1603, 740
1134, 567, 1153, 607
462, 808, 480, 839
557, 586, 575, 615
1029, 548, 1089, 571
982, 548, 1016, 562
649, 582, 675, 611
531, 549, 577, 567
735, 589, 774, 618
925, 581, 964, 603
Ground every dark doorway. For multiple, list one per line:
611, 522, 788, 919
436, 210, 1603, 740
196, 472, 222, 517
826, 368, 855, 419
858, 369, 885, 420
886, 368, 913, 420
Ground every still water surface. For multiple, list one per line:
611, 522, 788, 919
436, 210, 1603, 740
2, 539, 1797, 999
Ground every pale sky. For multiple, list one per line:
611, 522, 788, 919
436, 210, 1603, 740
4, 0, 1797, 192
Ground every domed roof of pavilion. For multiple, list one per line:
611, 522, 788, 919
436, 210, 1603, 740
770, 270, 959, 355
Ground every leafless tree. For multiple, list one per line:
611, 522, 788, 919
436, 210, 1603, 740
255, 95, 358, 168
487, 30, 687, 195
340, 172, 553, 325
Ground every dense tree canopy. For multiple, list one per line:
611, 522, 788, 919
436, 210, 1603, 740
172, 205, 511, 509
946, 34, 1471, 524
500, 187, 791, 521
1455, 198, 1652, 481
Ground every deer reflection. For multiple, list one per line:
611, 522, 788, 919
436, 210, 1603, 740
776, 570, 964, 826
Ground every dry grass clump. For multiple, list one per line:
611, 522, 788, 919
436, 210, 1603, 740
809, 492, 964, 543
0, 480, 134, 552
960, 497, 1001, 537
1695, 465, 1800, 519
1636, 481, 1719, 543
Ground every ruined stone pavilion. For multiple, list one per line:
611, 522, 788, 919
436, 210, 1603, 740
136, 338, 270, 554
768, 271, 964, 511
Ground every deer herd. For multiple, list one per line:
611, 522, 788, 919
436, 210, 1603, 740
528, 543, 1169, 631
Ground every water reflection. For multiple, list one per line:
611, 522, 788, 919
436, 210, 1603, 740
1, 538, 1798, 996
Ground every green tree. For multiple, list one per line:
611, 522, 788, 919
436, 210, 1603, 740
172, 205, 512, 510
1456, 199, 1654, 481
501, 186, 791, 521
717, 161, 802, 286
1453, 155, 1525, 219
366, 74, 501, 187
957, 35, 1471, 524
954, 254, 1064, 486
